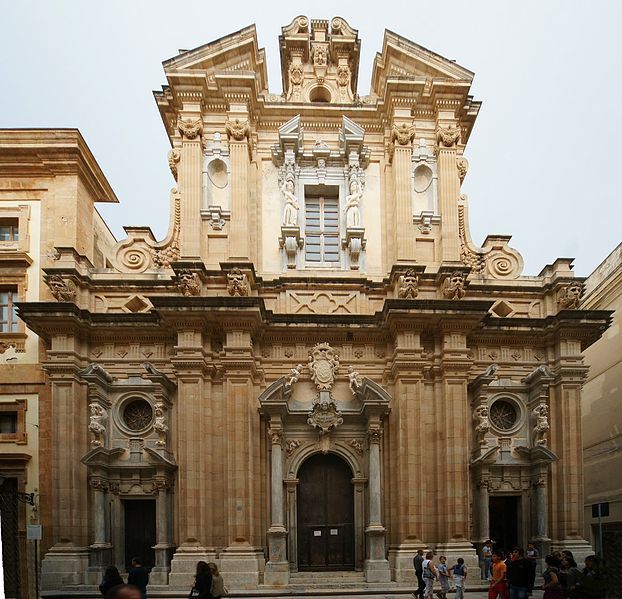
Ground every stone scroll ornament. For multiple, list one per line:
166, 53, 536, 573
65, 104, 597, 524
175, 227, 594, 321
47, 274, 77, 302
308, 342, 340, 391
88, 402, 106, 447
307, 401, 344, 436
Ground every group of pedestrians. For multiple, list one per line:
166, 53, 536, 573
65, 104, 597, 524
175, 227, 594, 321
413, 549, 468, 599
98, 558, 226, 599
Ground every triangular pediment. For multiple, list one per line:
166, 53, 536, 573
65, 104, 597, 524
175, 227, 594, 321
371, 30, 474, 96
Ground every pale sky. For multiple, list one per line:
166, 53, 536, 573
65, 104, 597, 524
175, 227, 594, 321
1, 0, 620, 276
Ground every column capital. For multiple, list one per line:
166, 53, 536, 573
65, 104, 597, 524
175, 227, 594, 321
367, 427, 383, 444
268, 427, 283, 446
177, 117, 203, 141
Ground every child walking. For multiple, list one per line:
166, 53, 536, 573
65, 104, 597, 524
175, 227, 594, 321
450, 558, 468, 599
436, 556, 450, 599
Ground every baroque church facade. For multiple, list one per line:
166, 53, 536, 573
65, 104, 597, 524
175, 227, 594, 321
1, 16, 612, 595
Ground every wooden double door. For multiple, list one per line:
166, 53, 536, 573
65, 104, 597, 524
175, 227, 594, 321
297, 453, 355, 571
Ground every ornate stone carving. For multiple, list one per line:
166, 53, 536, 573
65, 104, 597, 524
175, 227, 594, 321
349, 438, 364, 455
308, 343, 340, 391
558, 282, 583, 309
225, 118, 250, 142
443, 271, 466, 299
47, 275, 77, 302
281, 176, 299, 226
177, 270, 200, 296
168, 148, 181, 181
307, 401, 343, 435
344, 172, 363, 228
456, 156, 469, 182
89, 477, 109, 491
285, 439, 301, 455
391, 123, 416, 147
285, 364, 304, 389
436, 124, 461, 148
289, 63, 303, 86
473, 405, 490, 446
268, 428, 282, 445
532, 403, 550, 447
367, 427, 383, 444
177, 118, 203, 140
279, 226, 303, 269
88, 403, 106, 447
153, 402, 169, 448
398, 269, 419, 298
226, 268, 249, 296
312, 44, 328, 67
337, 65, 350, 87
347, 366, 362, 395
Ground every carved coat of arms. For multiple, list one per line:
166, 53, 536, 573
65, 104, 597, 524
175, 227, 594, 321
308, 343, 339, 391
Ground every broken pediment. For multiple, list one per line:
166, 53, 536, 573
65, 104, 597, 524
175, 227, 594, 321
371, 30, 474, 97
279, 16, 361, 104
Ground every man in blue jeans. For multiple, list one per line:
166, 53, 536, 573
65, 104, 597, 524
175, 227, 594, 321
507, 548, 531, 599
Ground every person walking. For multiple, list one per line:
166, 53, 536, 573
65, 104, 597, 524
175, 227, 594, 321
127, 557, 149, 599
559, 555, 581, 598
422, 551, 438, 599
449, 557, 467, 599
489, 551, 509, 599
190, 561, 213, 599
542, 554, 564, 599
413, 549, 425, 599
483, 540, 493, 580
574, 555, 606, 599
436, 555, 450, 599
99, 566, 124, 596
507, 548, 531, 599
208, 562, 227, 599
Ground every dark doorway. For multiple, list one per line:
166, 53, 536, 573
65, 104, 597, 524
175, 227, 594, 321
124, 499, 156, 570
0, 478, 21, 598
297, 453, 354, 571
489, 496, 520, 554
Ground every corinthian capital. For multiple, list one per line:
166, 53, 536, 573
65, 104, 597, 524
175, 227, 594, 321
436, 124, 461, 148
391, 122, 416, 146
225, 118, 250, 142
177, 117, 203, 140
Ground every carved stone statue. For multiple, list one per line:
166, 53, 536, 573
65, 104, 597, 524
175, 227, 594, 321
532, 403, 550, 446
473, 405, 490, 446
281, 178, 300, 226
398, 269, 419, 299
286, 364, 304, 388
558, 282, 583, 309
168, 148, 181, 181
443, 271, 466, 299
88, 403, 106, 447
47, 274, 77, 302
308, 343, 340, 391
347, 366, 362, 395
177, 270, 200, 296
153, 402, 169, 448
344, 177, 363, 228
227, 268, 249, 296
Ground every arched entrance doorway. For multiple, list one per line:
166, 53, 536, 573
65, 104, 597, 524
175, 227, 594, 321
296, 453, 355, 571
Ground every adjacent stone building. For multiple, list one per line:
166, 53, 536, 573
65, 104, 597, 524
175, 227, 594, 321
1, 17, 612, 596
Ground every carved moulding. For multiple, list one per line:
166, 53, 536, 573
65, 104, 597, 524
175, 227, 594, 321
458, 195, 524, 279
110, 188, 181, 273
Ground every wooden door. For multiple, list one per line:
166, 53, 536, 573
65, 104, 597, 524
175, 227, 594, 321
124, 499, 156, 570
297, 453, 354, 570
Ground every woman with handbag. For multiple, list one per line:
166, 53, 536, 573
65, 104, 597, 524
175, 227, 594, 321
189, 561, 213, 599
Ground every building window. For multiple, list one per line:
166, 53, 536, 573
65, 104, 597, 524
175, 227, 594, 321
489, 399, 519, 431
0, 413, 17, 434
0, 218, 19, 242
122, 399, 153, 431
0, 290, 19, 333
305, 189, 340, 265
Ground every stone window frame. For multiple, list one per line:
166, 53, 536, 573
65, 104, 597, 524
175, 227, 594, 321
0, 205, 30, 254
303, 186, 342, 267
114, 393, 155, 436
488, 394, 524, 436
0, 399, 27, 444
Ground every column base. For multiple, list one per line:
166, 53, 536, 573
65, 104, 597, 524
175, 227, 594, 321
86, 544, 113, 584
40, 544, 89, 590
150, 543, 176, 585
365, 525, 391, 582
388, 540, 426, 583
168, 543, 216, 588
265, 527, 289, 586
219, 543, 265, 589
435, 541, 480, 578
551, 538, 594, 564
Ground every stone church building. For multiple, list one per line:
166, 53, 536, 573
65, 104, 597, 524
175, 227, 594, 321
1, 16, 612, 596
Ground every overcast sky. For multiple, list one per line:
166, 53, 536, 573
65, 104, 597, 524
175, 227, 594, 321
1, 1, 619, 276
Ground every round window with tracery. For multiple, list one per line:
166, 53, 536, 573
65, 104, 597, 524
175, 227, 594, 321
122, 399, 153, 431
489, 400, 518, 431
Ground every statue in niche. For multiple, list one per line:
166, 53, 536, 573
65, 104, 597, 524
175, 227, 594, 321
473, 405, 490, 446
532, 403, 550, 446
281, 177, 299, 226
344, 176, 363, 228
88, 403, 106, 447
154, 402, 168, 447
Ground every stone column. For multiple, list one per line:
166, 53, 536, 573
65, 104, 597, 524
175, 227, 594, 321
533, 477, 549, 540
435, 117, 461, 263
391, 117, 416, 262
92, 482, 107, 546
285, 479, 299, 571
476, 478, 490, 542
364, 425, 391, 582
265, 424, 289, 586
85, 478, 111, 583
177, 103, 203, 261
151, 479, 174, 584
226, 110, 251, 260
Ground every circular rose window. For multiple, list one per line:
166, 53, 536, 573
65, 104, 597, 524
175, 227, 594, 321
489, 400, 518, 431
122, 399, 153, 431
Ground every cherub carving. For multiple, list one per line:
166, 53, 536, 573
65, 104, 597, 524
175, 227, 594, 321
532, 403, 550, 447
154, 402, 169, 448
348, 366, 363, 395
227, 268, 249, 296
558, 282, 583, 309
443, 271, 466, 299
473, 405, 490, 446
398, 269, 419, 299
286, 364, 304, 388
88, 403, 106, 447
281, 178, 299, 226
344, 177, 363, 228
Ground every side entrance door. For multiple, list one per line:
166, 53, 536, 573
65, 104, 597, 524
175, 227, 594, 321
124, 499, 156, 570
297, 453, 354, 571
